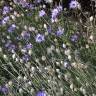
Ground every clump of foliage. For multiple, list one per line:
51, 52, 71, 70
0, 0, 96, 96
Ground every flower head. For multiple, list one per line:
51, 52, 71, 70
36, 91, 46, 96
70, 34, 78, 42
47, 25, 51, 33
5, 41, 16, 52
35, 34, 45, 43
39, 10, 46, 17
23, 43, 33, 50
51, 8, 59, 19
27, 3, 34, 9
2, 6, 10, 15
51, 6, 62, 23
56, 27, 64, 36
8, 24, 16, 33
0, 86, 8, 94
2, 16, 9, 25
22, 54, 30, 62
69, 0, 80, 9
21, 31, 30, 40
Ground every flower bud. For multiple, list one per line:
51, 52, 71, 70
90, 16, 93, 22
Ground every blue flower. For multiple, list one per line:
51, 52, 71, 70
51, 8, 59, 19
2, 6, 10, 15
5, 41, 16, 52
69, 0, 80, 9
23, 43, 33, 50
51, 6, 62, 23
2, 16, 9, 25
8, 24, 16, 33
39, 10, 46, 17
47, 26, 51, 33
0, 86, 8, 94
64, 60, 71, 68
70, 34, 78, 42
21, 31, 30, 40
19, 0, 29, 8
35, 34, 45, 43
28, 4, 34, 10
22, 54, 30, 62
56, 27, 64, 36
36, 91, 46, 96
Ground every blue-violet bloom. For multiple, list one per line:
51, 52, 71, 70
22, 54, 30, 62
51, 8, 59, 19
2, 6, 10, 15
69, 0, 80, 9
0, 86, 8, 94
70, 34, 78, 42
24, 43, 33, 50
2, 16, 9, 25
35, 34, 45, 43
8, 24, 16, 33
21, 31, 30, 40
39, 10, 46, 17
56, 27, 64, 36
36, 91, 46, 96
